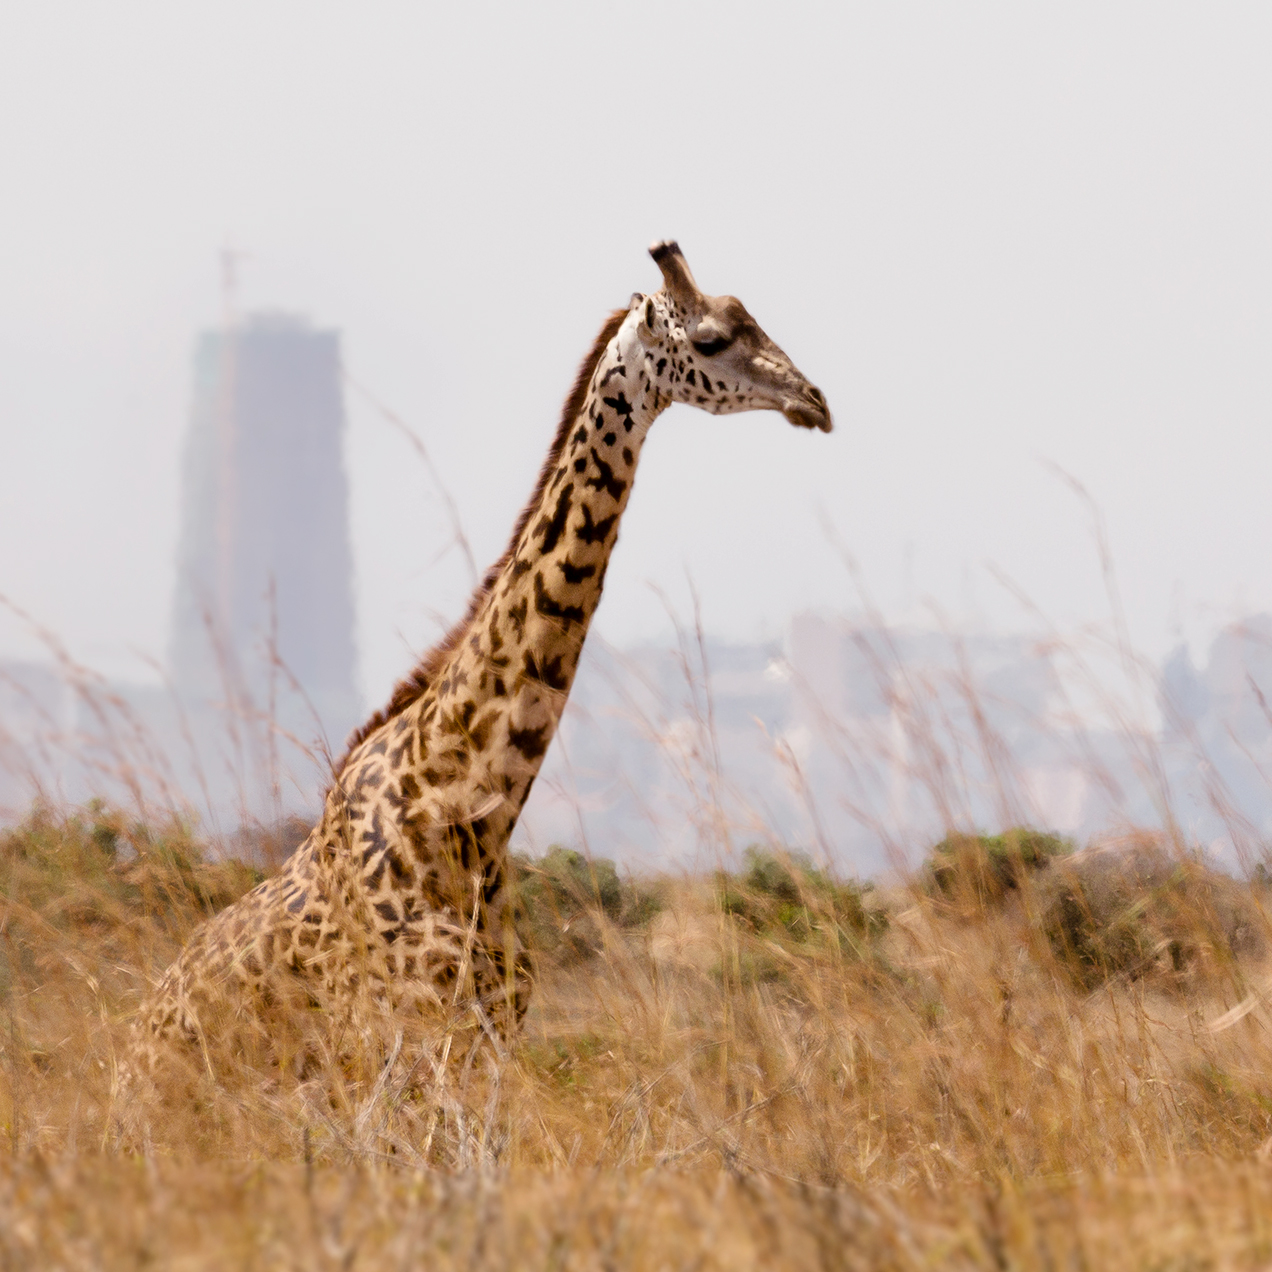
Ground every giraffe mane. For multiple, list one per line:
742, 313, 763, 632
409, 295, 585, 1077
339, 305, 630, 766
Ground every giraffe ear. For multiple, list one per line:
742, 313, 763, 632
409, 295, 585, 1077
636, 295, 660, 347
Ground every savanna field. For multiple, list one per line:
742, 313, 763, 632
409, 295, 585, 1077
5, 801, 1272, 1268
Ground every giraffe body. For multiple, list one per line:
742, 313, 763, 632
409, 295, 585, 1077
132, 243, 831, 1074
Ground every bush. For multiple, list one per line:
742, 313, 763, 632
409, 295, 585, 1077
717, 845, 885, 955
1038, 835, 1267, 990
0, 802, 265, 1006
926, 827, 1072, 911
0, 801, 263, 938
513, 846, 662, 961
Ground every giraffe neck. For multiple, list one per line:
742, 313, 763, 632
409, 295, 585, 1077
339, 307, 667, 874
435, 310, 663, 809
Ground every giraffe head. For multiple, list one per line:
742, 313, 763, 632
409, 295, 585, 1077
634, 240, 832, 433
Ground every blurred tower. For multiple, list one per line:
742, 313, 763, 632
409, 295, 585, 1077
170, 311, 360, 757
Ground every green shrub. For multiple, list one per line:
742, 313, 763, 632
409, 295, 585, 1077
0, 802, 265, 1002
0, 801, 264, 934
717, 845, 885, 955
1038, 836, 1266, 990
513, 846, 662, 961
926, 827, 1072, 911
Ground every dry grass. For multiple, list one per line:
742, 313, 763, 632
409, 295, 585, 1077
5, 804, 1272, 1266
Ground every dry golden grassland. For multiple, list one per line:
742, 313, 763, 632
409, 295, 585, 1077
4, 807, 1272, 1268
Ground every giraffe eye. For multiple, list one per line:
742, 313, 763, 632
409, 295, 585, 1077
644, 298, 656, 328
691, 335, 731, 357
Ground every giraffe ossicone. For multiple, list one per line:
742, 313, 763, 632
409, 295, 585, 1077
131, 241, 831, 1076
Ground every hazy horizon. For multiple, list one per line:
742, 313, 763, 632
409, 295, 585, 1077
3, 5, 1271, 712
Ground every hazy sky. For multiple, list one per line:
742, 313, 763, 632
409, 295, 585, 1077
2, 4, 1270, 708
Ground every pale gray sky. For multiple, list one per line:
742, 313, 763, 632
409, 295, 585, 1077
1, 4, 1270, 707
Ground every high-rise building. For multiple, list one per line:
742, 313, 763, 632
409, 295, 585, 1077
170, 313, 360, 759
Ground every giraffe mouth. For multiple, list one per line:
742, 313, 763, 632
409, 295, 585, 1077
782, 386, 833, 433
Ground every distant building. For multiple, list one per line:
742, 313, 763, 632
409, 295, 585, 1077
520, 614, 1128, 875
782, 614, 1107, 869
1, 313, 362, 829
1159, 617, 1272, 849
170, 313, 360, 761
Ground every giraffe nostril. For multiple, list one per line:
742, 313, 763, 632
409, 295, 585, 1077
807, 385, 826, 407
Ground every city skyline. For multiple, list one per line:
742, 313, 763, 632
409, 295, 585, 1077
2, 8, 1271, 710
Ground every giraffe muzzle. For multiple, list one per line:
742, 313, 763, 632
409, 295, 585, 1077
782, 384, 833, 433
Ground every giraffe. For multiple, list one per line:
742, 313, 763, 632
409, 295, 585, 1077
131, 241, 832, 1078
